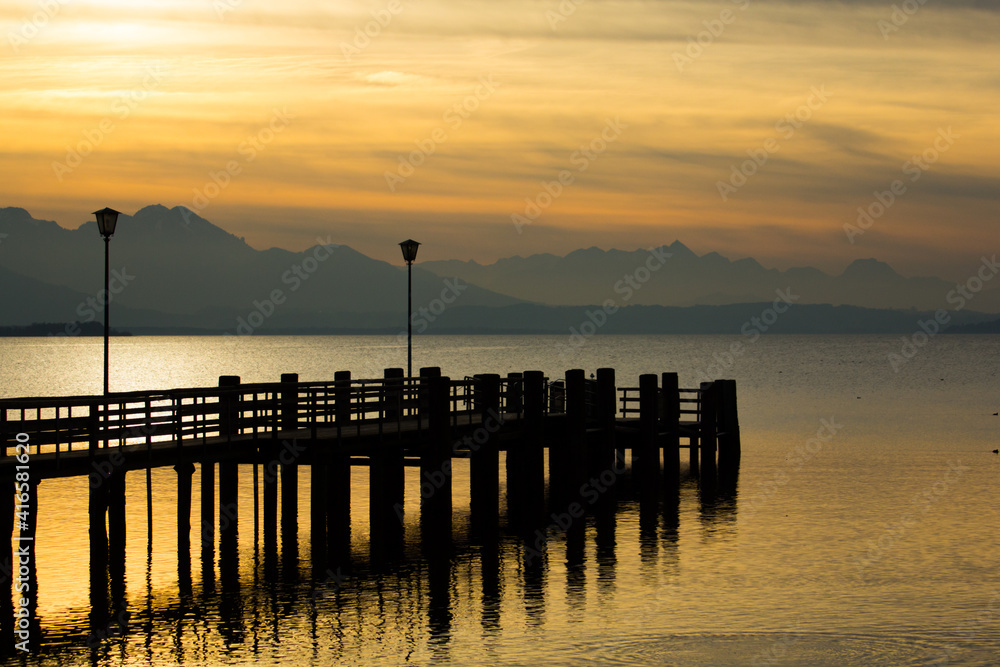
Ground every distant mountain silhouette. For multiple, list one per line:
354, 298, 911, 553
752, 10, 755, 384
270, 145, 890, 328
1, 205, 997, 334
421, 243, 1000, 312
0, 205, 523, 331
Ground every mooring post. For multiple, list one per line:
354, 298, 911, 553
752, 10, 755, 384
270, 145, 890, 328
371, 369, 406, 555
421, 374, 452, 538
563, 369, 588, 505
638, 374, 660, 502
471, 374, 501, 535
327, 370, 352, 565
175, 462, 195, 556
594, 368, 617, 509
700, 381, 719, 469
218, 376, 241, 548
717, 379, 741, 465
520, 370, 547, 529
661, 372, 681, 493
201, 460, 215, 558
107, 468, 126, 563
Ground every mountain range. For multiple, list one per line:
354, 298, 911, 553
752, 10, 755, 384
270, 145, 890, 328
0, 205, 997, 335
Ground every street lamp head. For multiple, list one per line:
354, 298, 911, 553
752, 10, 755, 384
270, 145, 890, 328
93, 207, 122, 239
399, 239, 420, 264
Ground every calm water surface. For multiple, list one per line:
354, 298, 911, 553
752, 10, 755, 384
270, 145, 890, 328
0, 334, 998, 666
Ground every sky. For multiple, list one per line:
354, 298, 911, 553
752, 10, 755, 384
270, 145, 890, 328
1, 0, 998, 281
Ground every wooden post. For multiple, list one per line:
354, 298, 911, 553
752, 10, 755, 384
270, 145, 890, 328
371, 369, 405, 555
327, 370, 352, 565
563, 369, 588, 505
280, 373, 299, 431
418, 367, 441, 424
175, 462, 195, 555
216, 376, 240, 552
421, 375, 452, 539
219, 460, 238, 547
383, 367, 404, 424
520, 371, 546, 529
310, 445, 326, 565
219, 375, 241, 440
470, 374, 500, 536
506, 372, 523, 416
717, 379, 741, 465
637, 374, 660, 502
699, 381, 719, 469
107, 469, 126, 563
594, 368, 618, 511
661, 372, 681, 493
200, 461, 215, 557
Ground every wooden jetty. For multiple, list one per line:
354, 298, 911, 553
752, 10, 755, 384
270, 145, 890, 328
0, 367, 739, 609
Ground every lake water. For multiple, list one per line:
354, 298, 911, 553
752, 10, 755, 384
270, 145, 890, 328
1, 334, 998, 666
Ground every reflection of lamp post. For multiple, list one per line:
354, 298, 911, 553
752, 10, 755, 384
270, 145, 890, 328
398, 239, 421, 378
94, 207, 121, 396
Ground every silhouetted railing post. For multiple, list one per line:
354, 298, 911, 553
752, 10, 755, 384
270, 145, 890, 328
217, 377, 240, 550
506, 372, 523, 415
280, 373, 299, 431
718, 379, 741, 466
419, 367, 441, 425
384, 368, 404, 423
593, 368, 618, 511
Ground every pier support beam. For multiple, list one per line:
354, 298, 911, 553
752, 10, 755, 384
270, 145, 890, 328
471, 374, 501, 538
562, 369, 588, 506
370, 368, 405, 557
661, 372, 681, 496
637, 374, 660, 505
520, 370, 547, 530
326, 370, 353, 566
594, 368, 618, 511
421, 374, 452, 540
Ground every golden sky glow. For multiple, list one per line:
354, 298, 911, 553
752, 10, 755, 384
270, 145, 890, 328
2, 0, 998, 280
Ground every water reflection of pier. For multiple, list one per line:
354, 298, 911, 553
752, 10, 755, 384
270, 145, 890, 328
0, 367, 740, 655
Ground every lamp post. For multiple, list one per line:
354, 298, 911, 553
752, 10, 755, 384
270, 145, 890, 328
94, 207, 121, 396
398, 239, 420, 378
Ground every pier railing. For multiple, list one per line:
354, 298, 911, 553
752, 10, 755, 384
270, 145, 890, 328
0, 371, 736, 462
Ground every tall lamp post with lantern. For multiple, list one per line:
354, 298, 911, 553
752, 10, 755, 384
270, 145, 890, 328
94, 207, 121, 396
398, 239, 420, 378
